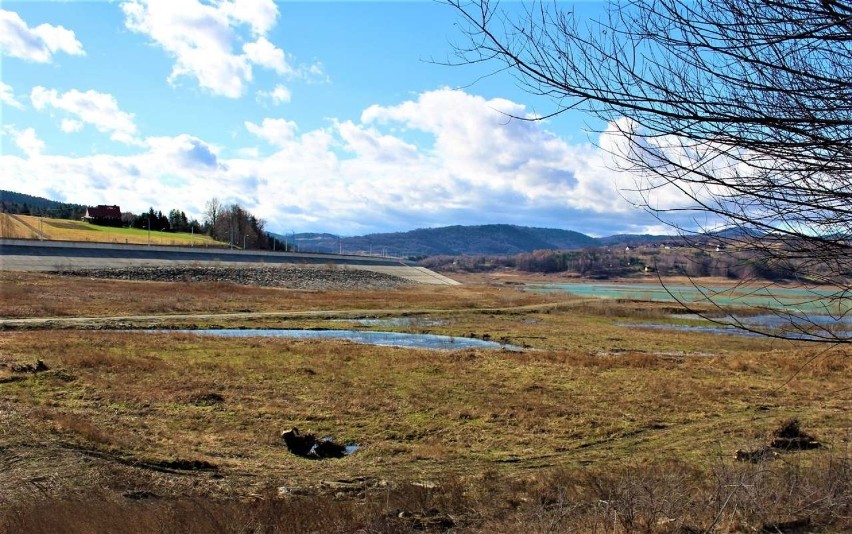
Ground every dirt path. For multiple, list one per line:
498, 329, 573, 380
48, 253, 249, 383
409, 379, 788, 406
0, 301, 574, 330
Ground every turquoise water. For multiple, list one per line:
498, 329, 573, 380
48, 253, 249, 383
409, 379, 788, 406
525, 282, 847, 313
175, 329, 523, 351
528, 281, 850, 340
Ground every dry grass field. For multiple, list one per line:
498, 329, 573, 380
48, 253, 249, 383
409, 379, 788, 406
0, 271, 849, 532
0, 213, 223, 246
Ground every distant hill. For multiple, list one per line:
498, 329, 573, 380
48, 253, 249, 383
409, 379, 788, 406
4, 189, 678, 257
279, 224, 674, 257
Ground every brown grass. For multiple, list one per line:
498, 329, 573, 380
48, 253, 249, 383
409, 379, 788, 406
0, 274, 849, 532
1, 453, 848, 533
0, 213, 41, 239
0, 213, 222, 246
0, 271, 551, 319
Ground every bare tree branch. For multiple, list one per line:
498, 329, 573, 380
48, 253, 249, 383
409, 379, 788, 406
447, 0, 852, 342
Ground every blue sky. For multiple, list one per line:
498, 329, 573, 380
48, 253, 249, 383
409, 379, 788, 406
1, 0, 678, 236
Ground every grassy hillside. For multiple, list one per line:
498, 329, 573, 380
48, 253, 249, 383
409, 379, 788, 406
0, 213, 224, 247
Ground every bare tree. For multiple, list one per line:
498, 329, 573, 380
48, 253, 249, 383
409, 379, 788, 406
210, 202, 268, 250
204, 197, 222, 238
448, 0, 852, 342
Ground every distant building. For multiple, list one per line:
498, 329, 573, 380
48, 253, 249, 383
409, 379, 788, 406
82, 205, 122, 226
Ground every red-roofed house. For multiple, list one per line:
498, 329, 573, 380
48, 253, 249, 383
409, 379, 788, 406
82, 205, 122, 226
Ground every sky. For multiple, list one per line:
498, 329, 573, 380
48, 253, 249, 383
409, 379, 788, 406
0, 0, 679, 237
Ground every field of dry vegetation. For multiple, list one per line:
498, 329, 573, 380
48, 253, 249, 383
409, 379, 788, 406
0, 271, 849, 533
0, 213, 221, 246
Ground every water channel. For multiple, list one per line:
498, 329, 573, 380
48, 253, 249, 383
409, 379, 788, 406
175, 329, 523, 351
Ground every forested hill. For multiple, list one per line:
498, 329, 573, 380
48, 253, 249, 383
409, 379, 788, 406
289, 224, 641, 256
0, 190, 87, 219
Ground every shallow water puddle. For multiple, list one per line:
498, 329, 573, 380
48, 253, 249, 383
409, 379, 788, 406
174, 329, 523, 351
618, 312, 852, 340
330, 317, 449, 327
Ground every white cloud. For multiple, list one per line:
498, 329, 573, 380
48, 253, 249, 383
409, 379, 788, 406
4, 126, 45, 158
146, 134, 221, 169
0, 82, 24, 109
220, 0, 278, 36
337, 121, 420, 162
60, 119, 84, 133
245, 118, 298, 147
362, 88, 626, 211
307, 63, 328, 81
243, 36, 290, 74
30, 86, 140, 145
597, 117, 743, 213
0, 9, 84, 63
257, 84, 292, 105
121, 0, 293, 99
0, 89, 691, 235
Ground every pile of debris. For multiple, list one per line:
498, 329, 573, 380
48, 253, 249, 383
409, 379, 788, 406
735, 419, 821, 463
769, 419, 821, 450
2, 359, 49, 374
281, 428, 357, 460
0, 359, 50, 383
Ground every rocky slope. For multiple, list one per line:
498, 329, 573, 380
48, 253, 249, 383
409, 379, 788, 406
53, 266, 410, 291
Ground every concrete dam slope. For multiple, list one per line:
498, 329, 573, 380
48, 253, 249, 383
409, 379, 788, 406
0, 239, 460, 286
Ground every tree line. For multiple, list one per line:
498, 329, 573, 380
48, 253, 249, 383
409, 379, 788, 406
201, 198, 285, 251
1, 190, 286, 251
123, 199, 289, 251
420, 245, 820, 282
123, 208, 202, 233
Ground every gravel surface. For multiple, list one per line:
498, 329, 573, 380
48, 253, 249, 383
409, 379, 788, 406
51, 266, 411, 290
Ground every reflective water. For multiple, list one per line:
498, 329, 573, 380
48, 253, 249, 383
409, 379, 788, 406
616, 322, 762, 338
619, 312, 852, 340
526, 282, 846, 313
331, 317, 448, 327
176, 329, 523, 350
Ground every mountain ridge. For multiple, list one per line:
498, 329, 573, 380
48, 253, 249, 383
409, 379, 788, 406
1, 190, 679, 256
279, 224, 679, 256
